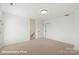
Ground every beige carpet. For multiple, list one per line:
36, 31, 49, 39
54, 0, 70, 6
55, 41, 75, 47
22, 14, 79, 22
0, 38, 79, 55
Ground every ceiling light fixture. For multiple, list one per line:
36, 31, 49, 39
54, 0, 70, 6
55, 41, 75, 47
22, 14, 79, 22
40, 9, 48, 14
10, 3, 13, 6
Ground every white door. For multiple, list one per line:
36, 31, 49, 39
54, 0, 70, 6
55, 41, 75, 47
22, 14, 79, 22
43, 22, 50, 39
37, 21, 44, 39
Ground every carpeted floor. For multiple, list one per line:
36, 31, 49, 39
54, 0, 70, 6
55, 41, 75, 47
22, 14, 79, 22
0, 38, 79, 55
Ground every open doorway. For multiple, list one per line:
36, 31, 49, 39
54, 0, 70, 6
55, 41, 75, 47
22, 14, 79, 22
30, 19, 36, 40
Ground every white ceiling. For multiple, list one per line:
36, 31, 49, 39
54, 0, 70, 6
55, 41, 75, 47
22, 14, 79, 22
0, 3, 79, 20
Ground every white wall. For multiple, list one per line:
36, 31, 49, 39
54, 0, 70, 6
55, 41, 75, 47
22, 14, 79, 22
30, 19, 35, 35
35, 20, 38, 39
73, 9, 79, 50
38, 10, 79, 50
0, 10, 4, 48
44, 14, 74, 43
4, 13, 30, 45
